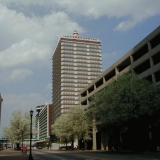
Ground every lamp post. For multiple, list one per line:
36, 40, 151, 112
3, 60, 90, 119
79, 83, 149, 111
2, 137, 3, 150
28, 109, 34, 160
21, 130, 24, 153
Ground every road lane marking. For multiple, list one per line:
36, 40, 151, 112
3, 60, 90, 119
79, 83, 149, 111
52, 155, 66, 160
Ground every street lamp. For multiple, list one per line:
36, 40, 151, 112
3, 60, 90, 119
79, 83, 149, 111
21, 130, 24, 153
28, 109, 34, 160
2, 137, 4, 150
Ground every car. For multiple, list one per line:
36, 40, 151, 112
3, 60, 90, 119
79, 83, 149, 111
38, 146, 42, 149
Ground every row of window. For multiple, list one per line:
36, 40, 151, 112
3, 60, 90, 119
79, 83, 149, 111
53, 99, 61, 106
61, 78, 93, 83
61, 91, 79, 95
53, 85, 61, 91
61, 50, 101, 55
61, 54, 101, 60
39, 124, 47, 130
53, 103, 60, 109
61, 95, 79, 99
53, 112, 60, 118
61, 74, 98, 79
61, 83, 88, 87
61, 42, 101, 49
61, 58, 102, 63
61, 87, 83, 91
39, 122, 47, 129
61, 62, 102, 67
61, 66, 102, 71
61, 104, 78, 108
61, 100, 79, 103
53, 90, 61, 102
62, 46, 101, 52
61, 70, 101, 75
61, 109, 69, 113
39, 108, 47, 114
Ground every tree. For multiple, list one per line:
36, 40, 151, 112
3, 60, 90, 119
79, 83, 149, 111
51, 115, 71, 148
87, 72, 160, 128
51, 106, 91, 149
86, 72, 160, 150
3, 110, 31, 149
67, 106, 91, 149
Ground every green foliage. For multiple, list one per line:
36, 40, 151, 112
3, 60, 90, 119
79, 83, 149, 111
43, 142, 52, 148
3, 110, 31, 144
51, 115, 71, 145
51, 106, 91, 146
67, 106, 91, 140
86, 72, 160, 130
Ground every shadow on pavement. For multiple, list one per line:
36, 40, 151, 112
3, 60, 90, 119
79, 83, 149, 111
0, 149, 28, 160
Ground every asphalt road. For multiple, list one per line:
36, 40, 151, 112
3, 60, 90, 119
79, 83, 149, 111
32, 149, 160, 160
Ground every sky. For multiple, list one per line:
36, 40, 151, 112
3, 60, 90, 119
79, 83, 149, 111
0, 0, 160, 137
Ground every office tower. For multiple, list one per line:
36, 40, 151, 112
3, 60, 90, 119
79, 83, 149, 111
52, 31, 102, 122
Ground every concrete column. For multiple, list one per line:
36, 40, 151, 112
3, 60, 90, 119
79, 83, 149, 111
150, 57, 154, 67
84, 141, 87, 150
101, 130, 108, 151
103, 77, 105, 84
147, 42, 152, 51
115, 67, 119, 80
115, 67, 119, 75
87, 98, 89, 105
94, 84, 96, 90
130, 55, 134, 72
87, 90, 89, 95
92, 120, 97, 150
130, 55, 134, 64
150, 57, 156, 83
152, 74, 156, 83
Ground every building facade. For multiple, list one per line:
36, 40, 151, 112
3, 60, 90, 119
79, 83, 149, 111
35, 103, 52, 141
79, 26, 160, 150
52, 31, 102, 121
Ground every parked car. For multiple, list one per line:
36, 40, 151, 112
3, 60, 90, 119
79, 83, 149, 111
38, 146, 42, 149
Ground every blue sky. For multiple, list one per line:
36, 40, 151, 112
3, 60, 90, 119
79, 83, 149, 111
0, 0, 160, 137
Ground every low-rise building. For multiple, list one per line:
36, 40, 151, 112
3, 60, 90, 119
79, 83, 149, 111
79, 26, 160, 150
35, 103, 52, 141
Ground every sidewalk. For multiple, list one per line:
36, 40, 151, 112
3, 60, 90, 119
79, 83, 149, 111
0, 148, 28, 160
1, 148, 160, 160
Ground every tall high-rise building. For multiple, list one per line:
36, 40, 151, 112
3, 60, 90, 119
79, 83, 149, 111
52, 31, 102, 121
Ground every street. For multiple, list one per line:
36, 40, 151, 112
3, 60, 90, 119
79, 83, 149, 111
32, 149, 160, 160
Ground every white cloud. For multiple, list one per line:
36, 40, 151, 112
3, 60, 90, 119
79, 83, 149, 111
0, 3, 83, 50
57, 0, 160, 31
0, 3, 83, 46
113, 0, 160, 31
0, 39, 51, 68
102, 52, 117, 59
0, 3, 83, 83
44, 83, 52, 92
1, 0, 160, 31
9, 68, 33, 81
2, 93, 47, 110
